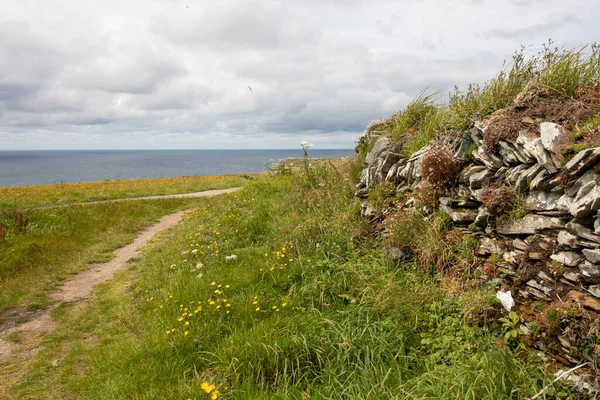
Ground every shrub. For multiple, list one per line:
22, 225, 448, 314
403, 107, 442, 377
419, 146, 461, 189
383, 209, 427, 250
480, 186, 518, 216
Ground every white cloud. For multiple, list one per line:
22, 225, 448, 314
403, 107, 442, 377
0, 0, 599, 150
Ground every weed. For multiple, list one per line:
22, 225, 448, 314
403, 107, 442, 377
391, 89, 440, 143
419, 146, 461, 189
499, 311, 524, 344
299, 140, 314, 185
12, 211, 29, 232
5, 331, 22, 344
384, 42, 600, 158
0, 223, 6, 242
368, 182, 397, 209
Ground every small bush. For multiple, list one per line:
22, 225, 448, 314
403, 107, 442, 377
13, 211, 29, 233
419, 146, 461, 189
480, 186, 518, 216
413, 182, 439, 211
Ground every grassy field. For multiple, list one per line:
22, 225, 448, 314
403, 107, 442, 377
0, 174, 258, 313
0, 174, 254, 209
5, 160, 573, 399
0, 198, 225, 313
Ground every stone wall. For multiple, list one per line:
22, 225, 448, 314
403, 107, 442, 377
355, 121, 600, 369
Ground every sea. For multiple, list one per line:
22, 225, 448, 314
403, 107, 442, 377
0, 149, 354, 188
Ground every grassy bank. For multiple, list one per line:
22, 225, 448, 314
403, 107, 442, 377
0, 174, 255, 209
7, 160, 572, 399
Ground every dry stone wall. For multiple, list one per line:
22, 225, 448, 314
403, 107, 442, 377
355, 122, 600, 368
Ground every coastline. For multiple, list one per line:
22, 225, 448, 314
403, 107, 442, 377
0, 149, 354, 188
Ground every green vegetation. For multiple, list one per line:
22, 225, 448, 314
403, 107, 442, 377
0, 198, 225, 312
6, 161, 575, 399
378, 42, 600, 157
564, 115, 600, 156
0, 174, 254, 209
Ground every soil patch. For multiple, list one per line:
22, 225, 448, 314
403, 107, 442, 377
483, 91, 600, 152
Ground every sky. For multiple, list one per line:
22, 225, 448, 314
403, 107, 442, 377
1, 0, 599, 150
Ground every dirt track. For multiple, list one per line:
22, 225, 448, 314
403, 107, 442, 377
0, 187, 240, 362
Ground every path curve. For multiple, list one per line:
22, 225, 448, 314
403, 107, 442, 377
28, 187, 241, 211
86, 187, 241, 204
0, 187, 240, 361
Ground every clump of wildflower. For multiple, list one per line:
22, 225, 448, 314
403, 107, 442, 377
419, 145, 460, 189
225, 254, 237, 261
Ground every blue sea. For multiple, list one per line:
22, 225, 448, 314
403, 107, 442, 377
0, 149, 354, 188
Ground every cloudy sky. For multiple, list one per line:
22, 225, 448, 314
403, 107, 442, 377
1, 0, 599, 150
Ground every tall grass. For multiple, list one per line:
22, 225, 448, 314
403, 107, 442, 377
9, 160, 568, 399
379, 42, 600, 157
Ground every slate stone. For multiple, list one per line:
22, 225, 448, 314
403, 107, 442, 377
582, 249, 600, 264
497, 214, 567, 235
550, 251, 583, 267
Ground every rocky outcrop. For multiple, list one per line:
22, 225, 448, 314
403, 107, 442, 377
354, 119, 600, 372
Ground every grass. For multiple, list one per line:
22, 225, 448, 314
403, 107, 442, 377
0, 174, 256, 312
375, 42, 600, 157
0, 198, 227, 312
0, 174, 255, 209
5, 160, 576, 399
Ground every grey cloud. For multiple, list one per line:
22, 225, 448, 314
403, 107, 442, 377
156, 2, 317, 51
487, 15, 578, 39
1, 0, 599, 150
64, 47, 186, 95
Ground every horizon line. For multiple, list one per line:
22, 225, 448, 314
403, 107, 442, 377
1, 148, 355, 151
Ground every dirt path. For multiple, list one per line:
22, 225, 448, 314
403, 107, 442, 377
27, 187, 241, 211
0, 210, 188, 363
87, 187, 241, 203
0, 187, 240, 397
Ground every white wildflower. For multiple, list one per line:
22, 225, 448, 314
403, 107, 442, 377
170, 264, 177, 270
191, 249, 198, 254
299, 140, 313, 148
197, 273, 204, 279
196, 263, 204, 269
225, 255, 238, 261
181, 250, 189, 255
